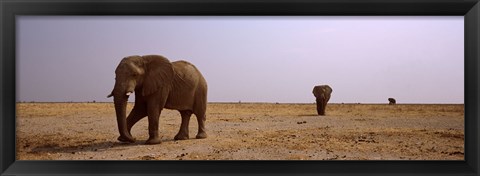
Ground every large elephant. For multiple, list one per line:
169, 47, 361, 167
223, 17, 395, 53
312, 85, 332, 116
107, 55, 208, 145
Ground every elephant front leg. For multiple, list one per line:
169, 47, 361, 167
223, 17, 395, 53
175, 110, 192, 140
145, 108, 162, 145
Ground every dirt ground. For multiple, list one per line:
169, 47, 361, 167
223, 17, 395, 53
16, 102, 464, 160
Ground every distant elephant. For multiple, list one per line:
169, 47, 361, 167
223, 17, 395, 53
388, 98, 396, 105
312, 85, 332, 116
107, 55, 208, 145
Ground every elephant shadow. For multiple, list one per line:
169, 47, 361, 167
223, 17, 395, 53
30, 138, 176, 154
297, 114, 321, 117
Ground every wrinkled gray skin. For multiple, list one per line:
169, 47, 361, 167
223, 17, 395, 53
107, 55, 208, 145
312, 85, 332, 116
388, 98, 396, 105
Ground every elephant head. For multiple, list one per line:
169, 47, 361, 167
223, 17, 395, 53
312, 85, 332, 116
107, 55, 174, 143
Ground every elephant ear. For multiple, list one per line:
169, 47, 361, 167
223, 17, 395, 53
322, 87, 328, 94
313, 86, 320, 97
142, 55, 174, 96
325, 85, 332, 93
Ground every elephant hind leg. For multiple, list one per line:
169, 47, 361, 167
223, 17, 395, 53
194, 111, 207, 139
174, 110, 192, 140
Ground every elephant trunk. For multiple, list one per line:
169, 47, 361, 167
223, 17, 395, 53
113, 91, 135, 143
316, 98, 326, 116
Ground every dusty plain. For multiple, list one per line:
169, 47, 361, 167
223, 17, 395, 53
16, 102, 464, 160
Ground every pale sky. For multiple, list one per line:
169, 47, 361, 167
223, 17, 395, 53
17, 16, 464, 104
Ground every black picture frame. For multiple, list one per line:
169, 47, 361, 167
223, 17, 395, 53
1, 0, 478, 175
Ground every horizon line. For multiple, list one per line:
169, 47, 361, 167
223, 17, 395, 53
15, 101, 465, 105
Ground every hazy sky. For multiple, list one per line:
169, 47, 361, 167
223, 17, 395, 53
17, 16, 464, 104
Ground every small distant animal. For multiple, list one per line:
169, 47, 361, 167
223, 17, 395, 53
388, 98, 396, 105
312, 85, 333, 116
